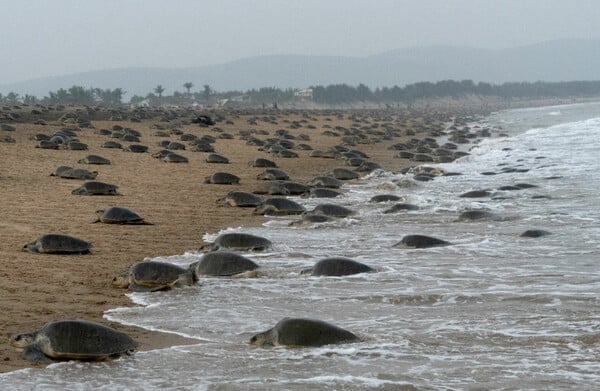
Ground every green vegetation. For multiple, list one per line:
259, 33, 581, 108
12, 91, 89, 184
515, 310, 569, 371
2, 79, 600, 107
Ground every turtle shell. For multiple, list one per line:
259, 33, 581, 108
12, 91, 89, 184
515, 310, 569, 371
78, 155, 111, 165
72, 181, 118, 195
220, 191, 263, 207
35, 320, 136, 359
310, 203, 354, 218
210, 233, 272, 252
310, 257, 374, 276
97, 206, 146, 224
25, 234, 92, 254
130, 261, 192, 287
191, 252, 258, 277
250, 318, 359, 347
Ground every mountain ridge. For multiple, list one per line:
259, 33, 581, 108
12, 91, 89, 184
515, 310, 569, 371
2, 39, 599, 98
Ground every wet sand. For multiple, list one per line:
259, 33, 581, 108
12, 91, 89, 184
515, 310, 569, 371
0, 106, 463, 372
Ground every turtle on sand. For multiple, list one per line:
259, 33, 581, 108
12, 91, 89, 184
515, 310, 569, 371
250, 318, 360, 348
160, 152, 188, 163
72, 181, 119, 195
123, 144, 148, 153
217, 191, 264, 207
50, 166, 98, 180
302, 257, 374, 276
189, 251, 258, 278
249, 158, 277, 168
204, 172, 240, 185
257, 168, 289, 181
201, 232, 272, 252
301, 187, 342, 199
254, 198, 305, 216
77, 155, 111, 165
10, 319, 137, 362
94, 206, 152, 225
206, 153, 229, 164
332, 168, 359, 180
112, 261, 194, 291
310, 176, 343, 189
23, 233, 92, 254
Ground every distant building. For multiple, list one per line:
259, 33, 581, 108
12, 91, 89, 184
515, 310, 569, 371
294, 88, 313, 99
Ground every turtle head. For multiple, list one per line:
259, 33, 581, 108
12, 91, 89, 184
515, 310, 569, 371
95, 209, 105, 216
249, 329, 274, 347
111, 272, 130, 288
10, 332, 36, 350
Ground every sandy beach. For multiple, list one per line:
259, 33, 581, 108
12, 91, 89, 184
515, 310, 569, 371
1, 106, 465, 372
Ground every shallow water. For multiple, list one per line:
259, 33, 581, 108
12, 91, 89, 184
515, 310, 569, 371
3, 102, 600, 390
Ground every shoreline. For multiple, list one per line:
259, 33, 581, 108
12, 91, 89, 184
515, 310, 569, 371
0, 102, 563, 373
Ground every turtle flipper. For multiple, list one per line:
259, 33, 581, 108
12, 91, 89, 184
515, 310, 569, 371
23, 346, 51, 363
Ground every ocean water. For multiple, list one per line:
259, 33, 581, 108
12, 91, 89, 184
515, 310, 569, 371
3, 102, 600, 390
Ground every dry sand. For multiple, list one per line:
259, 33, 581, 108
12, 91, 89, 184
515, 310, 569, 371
0, 107, 451, 372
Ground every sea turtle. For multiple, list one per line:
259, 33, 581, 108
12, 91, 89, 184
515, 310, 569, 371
393, 234, 451, 248
257, 168, 289, 181
65, 141, 88, 150
332, 168, 359, 180
458, 210, 496, 221
383, 203, 420, 213
189, 251, 258, 278
10, 320, 137, 362
289, 214, 334, 226
112, 261, 194, 291
218, 191, 264, 207
161, 152, 188, 163
72, 181, 119, 195
310, 176, 343, 189
201, 232, 272, 252
276, 181, 311, 195
369, 194, 401, 203
206, 153, 229, 164
254, 198, 306, 216
123, 144, 148, 153
23, 234, 92, 254
356, 161, 382, 172
460, 190, 492, 198
102, 140, 122, 149
78, 155, 111, 165
309, 203, 354, 218
36, 140, 59, 149
50, 166, 98, 180
521, 229, 551, 238
249, 158, 277, 168
94, 206, 152, 225
301, 187, 342, 199
166, 141, 185, 150
303, 257, 374, 276
250, 318, 360, 348
204, 172, 241, 185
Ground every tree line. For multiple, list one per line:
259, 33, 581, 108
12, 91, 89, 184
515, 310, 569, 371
2, 79, 600, 107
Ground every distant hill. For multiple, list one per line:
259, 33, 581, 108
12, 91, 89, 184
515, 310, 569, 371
2, 39, 599, 99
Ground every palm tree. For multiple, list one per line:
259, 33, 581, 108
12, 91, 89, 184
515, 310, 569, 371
183, 82, 194, 95
202, 84, 211, 101
154, 85, 165, 98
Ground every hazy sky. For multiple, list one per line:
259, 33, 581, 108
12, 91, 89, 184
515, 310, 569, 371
2, 0, 599, 84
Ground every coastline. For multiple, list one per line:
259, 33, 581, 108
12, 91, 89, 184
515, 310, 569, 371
2, 100, 584, 373
1, 107, 447, 372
